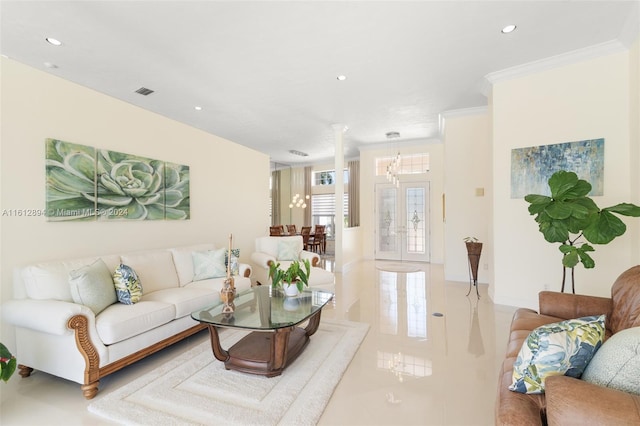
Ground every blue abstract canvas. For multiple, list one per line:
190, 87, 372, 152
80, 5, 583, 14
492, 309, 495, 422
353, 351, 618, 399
510, 139, 604, 198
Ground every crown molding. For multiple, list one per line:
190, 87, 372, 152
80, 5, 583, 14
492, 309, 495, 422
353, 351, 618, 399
484, 39, 628, 86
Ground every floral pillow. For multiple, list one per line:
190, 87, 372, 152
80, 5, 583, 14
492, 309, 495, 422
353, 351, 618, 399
113, 264, 142, 305
509, 314, 605, 394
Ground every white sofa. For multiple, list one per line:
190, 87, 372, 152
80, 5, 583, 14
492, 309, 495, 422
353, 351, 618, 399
250, 236, 335, 291
1, 243, 251, 399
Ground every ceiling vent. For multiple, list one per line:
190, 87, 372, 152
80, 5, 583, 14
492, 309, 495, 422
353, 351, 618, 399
289, 149, 309, 157
135, 87, 154, 96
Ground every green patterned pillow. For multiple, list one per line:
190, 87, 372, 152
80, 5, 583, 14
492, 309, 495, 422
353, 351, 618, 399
582, 326, 640, 395
225, 249, 240, 276
509, 314, 605, 394
113, 264, 142, 305
192, 248, 227, 281
277, 240, 299, 261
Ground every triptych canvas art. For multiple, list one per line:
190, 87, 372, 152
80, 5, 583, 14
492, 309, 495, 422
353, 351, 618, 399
45, 138, 190, 221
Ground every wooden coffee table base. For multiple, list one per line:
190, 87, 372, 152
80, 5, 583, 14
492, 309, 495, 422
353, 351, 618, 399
206, 309, 322, 377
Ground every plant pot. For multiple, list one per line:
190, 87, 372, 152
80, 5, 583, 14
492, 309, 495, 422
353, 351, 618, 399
465, 242, 483, 283
283, 284, 300, 297
283, 297, 300, 311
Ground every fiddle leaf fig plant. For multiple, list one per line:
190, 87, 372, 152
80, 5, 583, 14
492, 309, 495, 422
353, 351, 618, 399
525, 170, 640, 292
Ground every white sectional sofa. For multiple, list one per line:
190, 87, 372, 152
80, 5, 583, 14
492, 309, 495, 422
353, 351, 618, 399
250, 235, 335, 291
2, 243, 251, 399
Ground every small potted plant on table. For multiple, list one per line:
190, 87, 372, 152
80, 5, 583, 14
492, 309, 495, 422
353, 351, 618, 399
269, 259, 311, 297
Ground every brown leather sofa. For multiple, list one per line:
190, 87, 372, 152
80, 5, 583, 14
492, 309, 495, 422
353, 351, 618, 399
495, 265, 640, 425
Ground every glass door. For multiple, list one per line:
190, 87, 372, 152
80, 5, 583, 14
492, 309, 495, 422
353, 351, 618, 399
375, 181, 430, 262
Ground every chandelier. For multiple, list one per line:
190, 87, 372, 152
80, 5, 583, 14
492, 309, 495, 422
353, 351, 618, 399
289, 193, 309, 209
386, 151, 401, 188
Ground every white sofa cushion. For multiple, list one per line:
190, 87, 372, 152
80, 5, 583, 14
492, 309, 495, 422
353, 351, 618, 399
120, 250, 179, 293
68, 259, 117, 315
142, 287, 219, 319
96, 301, 175, 345
169, 243, 215, 286
21, 255, 120, 301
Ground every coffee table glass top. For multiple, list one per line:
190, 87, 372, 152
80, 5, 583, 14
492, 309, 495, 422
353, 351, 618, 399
192, 286, 334, 330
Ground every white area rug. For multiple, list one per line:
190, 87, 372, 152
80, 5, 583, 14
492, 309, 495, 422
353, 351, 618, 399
88, 319, 369, 425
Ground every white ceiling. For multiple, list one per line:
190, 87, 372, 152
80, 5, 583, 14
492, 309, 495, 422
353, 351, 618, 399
1, 1, 638, 165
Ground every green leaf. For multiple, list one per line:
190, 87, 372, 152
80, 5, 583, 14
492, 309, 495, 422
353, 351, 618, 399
583, 211, 626, 244
548, 171, 579, 200
562, 250, 580, 268
525, 194, 552, 205
562, 179, 592, 199
540, 220, 569, 243
577, 245, 595, 269
604, 203, 640, 217
546, 201, 573, 220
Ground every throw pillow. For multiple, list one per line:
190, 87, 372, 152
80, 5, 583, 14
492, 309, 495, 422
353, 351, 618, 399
225, 248, 240, 276
113, 264, 143, 305
509, 314, 605, 394
582, 326, 640, 396
277, 240, 299, 261
192, 248, 227, 281
69, 258, 117, 315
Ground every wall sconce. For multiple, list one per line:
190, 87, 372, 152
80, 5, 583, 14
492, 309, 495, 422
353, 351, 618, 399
289, 193, 309, 209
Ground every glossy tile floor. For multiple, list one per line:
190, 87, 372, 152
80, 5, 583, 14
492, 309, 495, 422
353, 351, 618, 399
0, 260, 517, 425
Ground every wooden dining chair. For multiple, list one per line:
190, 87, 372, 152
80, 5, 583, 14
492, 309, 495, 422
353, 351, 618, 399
269, 226, 283, 236
300, 226, 313, 251
313, 225, 326, 254
287, 224, 297, 235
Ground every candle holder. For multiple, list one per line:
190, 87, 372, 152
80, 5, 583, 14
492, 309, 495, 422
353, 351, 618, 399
220, 234, 236, 314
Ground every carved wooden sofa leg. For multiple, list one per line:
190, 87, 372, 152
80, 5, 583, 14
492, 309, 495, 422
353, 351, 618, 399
18, 364, 33, 378
81, 381, 99, 400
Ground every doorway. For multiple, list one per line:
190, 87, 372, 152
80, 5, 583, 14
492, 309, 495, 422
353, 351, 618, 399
375, 181, 430, 262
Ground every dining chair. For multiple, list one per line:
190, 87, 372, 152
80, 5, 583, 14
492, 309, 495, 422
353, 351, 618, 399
287, 224, 297, 235
300, 226, 313, 251
313, 225, 326, 254
269, 226, 283, 236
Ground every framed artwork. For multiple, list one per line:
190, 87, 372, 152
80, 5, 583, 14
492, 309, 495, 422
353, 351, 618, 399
510, 138, 604, 198
45, 139, 190, 221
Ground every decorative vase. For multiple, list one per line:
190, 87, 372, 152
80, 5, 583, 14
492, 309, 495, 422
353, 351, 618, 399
465, 242, 483, 298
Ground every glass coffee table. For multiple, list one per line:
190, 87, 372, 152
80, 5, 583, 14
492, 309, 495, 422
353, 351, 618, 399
192, 285, 334, 377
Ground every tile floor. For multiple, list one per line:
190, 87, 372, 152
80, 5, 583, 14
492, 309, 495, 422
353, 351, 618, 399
0, 260, 517, 425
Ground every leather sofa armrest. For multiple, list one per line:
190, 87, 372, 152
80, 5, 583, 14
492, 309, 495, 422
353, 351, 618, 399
299, 250, 320, 267
545, 376, 640, 425
2, 299, 95, 336
538, 291, 612, 320
250, 251, 276, 269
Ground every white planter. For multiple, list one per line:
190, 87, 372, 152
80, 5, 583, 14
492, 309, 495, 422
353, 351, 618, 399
283, 284, 300, 297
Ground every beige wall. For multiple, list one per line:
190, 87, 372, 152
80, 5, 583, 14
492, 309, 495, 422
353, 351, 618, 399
491, 50, 636, 308
0, 58, 270, 344
442, 110, 492, 284
359, 142, 444, 263
630, 37, 640, 262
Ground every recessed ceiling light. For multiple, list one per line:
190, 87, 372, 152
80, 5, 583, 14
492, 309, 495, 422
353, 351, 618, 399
45, 37, 62, 46
194, 106, 202, 111
337, 75, 347, 81
44, 62, 58, 69
501, 25, 517, 34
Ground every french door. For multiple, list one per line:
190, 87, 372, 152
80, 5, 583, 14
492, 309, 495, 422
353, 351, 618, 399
375, 181, 430, 262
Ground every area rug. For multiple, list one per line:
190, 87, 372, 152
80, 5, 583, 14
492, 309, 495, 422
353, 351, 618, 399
88, 319, 369, 426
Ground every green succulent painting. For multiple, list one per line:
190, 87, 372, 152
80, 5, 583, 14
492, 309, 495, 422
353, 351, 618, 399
45, 139, 190, 221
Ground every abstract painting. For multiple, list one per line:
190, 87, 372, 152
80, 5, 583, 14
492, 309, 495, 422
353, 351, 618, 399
46, 139, 190, 221
510, 138, 604, 198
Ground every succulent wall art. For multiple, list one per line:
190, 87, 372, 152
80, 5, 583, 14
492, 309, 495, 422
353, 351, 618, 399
45, 138, 190, 221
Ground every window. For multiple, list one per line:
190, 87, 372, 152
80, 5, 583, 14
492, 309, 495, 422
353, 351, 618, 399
375, 153, 430, 176
311, 193, 349, 238
313, 169, 349, 186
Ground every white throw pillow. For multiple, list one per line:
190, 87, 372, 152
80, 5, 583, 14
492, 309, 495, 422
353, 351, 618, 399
582, 326, 640, 396
277, 240, 300, 261
69, 258, 117, 314
192, 249, 227, 281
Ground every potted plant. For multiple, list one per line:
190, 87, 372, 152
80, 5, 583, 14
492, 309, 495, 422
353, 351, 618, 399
525, 170, 640, 293
269, 259, 311, 296
0, 343, 16, 382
